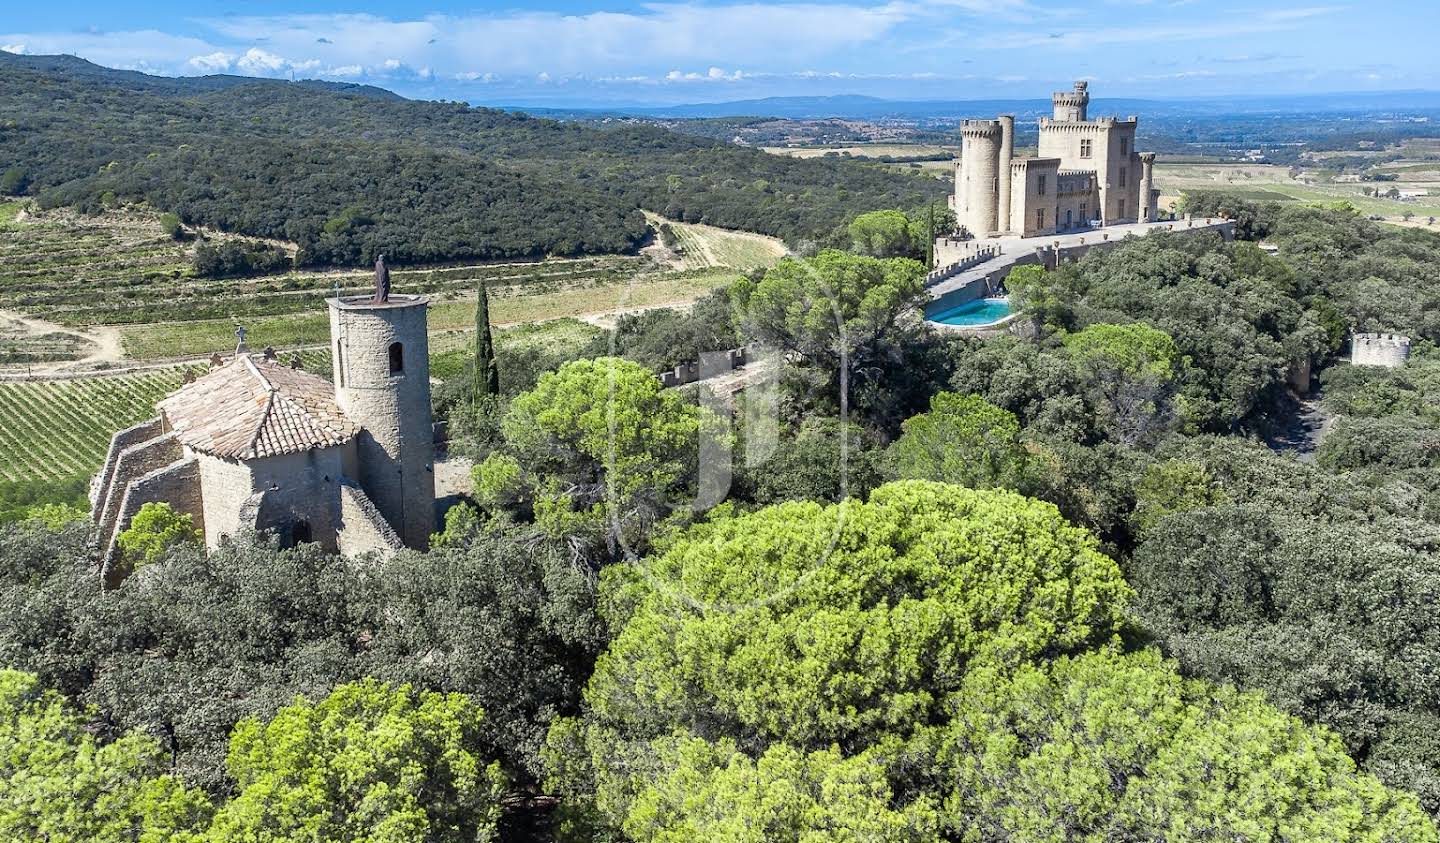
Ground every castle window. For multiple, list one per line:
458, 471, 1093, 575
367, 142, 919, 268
1036, 208, 1044, 229
290, 520, 312, 547
1080, 139, 1092, 158
1119, 167, 1128, 188
1037, 175, 1047, 196
1120, 137, 1129, 156
1119, 199, 1127, 218
388, 342, 404, 375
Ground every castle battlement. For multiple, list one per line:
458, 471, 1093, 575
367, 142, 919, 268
1037, 118, 1138, 130
1351, 332, 1412, 368
960, 119, 1003, 136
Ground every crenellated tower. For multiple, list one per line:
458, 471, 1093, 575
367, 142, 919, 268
1052, 80, 1090, 122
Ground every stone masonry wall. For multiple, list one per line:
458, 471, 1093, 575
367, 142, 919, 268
336, 480, 404, 558
94, 432, 181, 551
91, 417, 162, 520
102, 457, 201, 586
1351, 333, 1411, 368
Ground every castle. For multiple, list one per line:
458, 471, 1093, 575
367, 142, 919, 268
90, 257, 435, 582
951, 81, 1158, 239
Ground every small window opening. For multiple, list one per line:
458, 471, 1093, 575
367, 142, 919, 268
291, 520, 312, 547
388, 342, 404, 375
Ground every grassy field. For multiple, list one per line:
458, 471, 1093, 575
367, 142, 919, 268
0, 204, 776, 366
118, 268, 741, 359
0, 203, 652, 330
1155, 162, 1440, 223
646, 212, 787, 271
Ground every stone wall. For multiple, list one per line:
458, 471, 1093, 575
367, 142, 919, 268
337, 480, 405, 558
94, 432, 181, 551
194, 452, 255, 548
101, 456, 201, 586
90, 417, 162, 519
924, 246, 999, 288
660, 347, 748, 388
1351, 333, 1411, 368
925, 220, 1236, 322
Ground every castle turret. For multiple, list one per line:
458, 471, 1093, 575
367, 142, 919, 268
1052, 80, 1089, 122
1138, 153, 1157, 222
327, 258, 435, 549
997, 115, 1015, 236
960, 120, 1002, 237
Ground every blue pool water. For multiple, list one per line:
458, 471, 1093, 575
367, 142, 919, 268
928, 297, 1012, 327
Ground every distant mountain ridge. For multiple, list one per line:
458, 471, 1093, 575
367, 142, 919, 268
503, 90, 1440, 121
0, 52, 404, 100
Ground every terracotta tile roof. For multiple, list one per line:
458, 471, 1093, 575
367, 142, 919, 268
157, 355, 358, 460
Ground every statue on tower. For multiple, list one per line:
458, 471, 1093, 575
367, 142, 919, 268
374, 253, 391, 303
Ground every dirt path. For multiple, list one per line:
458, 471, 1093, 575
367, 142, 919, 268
1265, 390, 1335, 463
0, 309, 124, 373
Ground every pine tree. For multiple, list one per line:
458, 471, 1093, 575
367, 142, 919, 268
474, 282, 500, 400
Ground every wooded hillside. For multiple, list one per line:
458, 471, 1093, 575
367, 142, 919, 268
0, 53, 946, 266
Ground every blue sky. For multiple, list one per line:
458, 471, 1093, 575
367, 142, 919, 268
2, 1, 1435, 106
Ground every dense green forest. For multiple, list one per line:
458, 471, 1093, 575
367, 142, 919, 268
8, 191, 1440, 840
0, 53, 946, 266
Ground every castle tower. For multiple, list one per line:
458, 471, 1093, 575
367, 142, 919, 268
960, 120, 1002, 237
997, 115, 1015, 235
1052, 80, 1089, 122
327, 257, 435, 549
1138, 153, 1157, 222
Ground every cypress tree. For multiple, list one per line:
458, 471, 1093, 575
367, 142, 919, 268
474, 283, 499, 399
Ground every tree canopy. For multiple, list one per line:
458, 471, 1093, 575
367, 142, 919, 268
209, 679, 507, 843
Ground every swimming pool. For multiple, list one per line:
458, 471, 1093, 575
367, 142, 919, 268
927, 297, 1012, 327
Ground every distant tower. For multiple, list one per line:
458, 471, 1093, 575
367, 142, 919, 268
959, 120, 1002, 237
1052, 80, 1089, 122
1138, 153, 1157, 222
327, 262, 434, 548
996, 115, 1015, 235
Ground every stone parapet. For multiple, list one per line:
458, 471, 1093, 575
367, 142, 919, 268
1351, 333, 1411, 368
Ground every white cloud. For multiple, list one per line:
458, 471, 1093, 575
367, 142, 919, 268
187, 51, 234, 72
1, 43, 27, 55
198, 5, 907, 79
236, 47, 288, 74
664, 67, 747, 82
